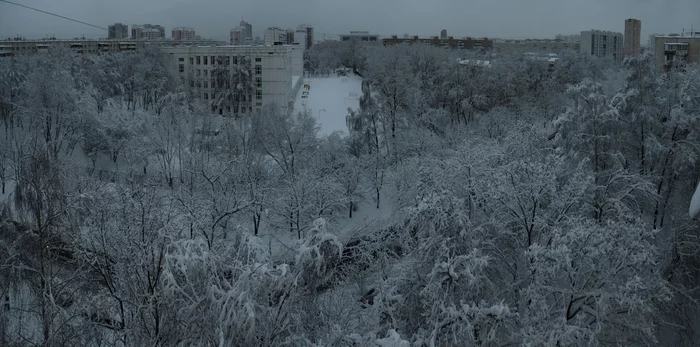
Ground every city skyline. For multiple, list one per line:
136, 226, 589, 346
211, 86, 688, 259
1, 0, 699, 43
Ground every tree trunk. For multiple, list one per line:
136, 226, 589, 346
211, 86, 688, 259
376, 188, 380, 209
253, 213, 261, 235
349, 201, 353, 218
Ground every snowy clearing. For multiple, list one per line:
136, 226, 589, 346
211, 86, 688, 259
293, 74, 362, 137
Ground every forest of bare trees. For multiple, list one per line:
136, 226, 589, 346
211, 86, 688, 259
0, 41, 699, 346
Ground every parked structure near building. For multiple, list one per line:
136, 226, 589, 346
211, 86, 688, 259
653, 34, 700, 69
264, 27, 286, 45
624, 18, 641, 56
495, 38, 580, 53
340, 31, 380, 42
172, 27, 196, 41
163, 45, 302, 116
383, 34, 493, 50
580, 30, 623, 60
132, 24, 165, 40
108, 23, 128, 39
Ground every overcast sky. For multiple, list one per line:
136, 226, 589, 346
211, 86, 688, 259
1, 0, 699, 42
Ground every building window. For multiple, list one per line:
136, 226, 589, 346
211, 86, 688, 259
233, 56, 238, 64
204, 56, 208, 65
197, 69, 201, 76
204, 93, 208, 100
255, 65, 261, 75
204, 69, 208, 77
189, 80, 194, 87
179, 57, 184, 62
179, 64, 184, 73
241, 106, 245, 113
204, 81, 208, 88
255, 57, 261, 62
196, 56, 201, 64
256, 90, 262, 100
189, 57, 194, 64
197, 81, 201, 88
211, 56, 215, 65
256, 77, 262, 87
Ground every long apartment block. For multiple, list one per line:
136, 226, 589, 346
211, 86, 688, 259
162, 45, 304, 116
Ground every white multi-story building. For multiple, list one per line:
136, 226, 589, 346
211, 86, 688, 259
580, 30, 623, 60
264, 27, 286, 45
163, 45, 302, 116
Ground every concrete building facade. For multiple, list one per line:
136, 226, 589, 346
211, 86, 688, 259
230, 27, 245, 45
172, 27, 196, 41
264, 27, 286, 45
580, 30, 623, 60
286, 30, 295, 45
654, 35, 700, 69
132, 24, 165, 40
240, 20, 253, 40
441, 29, 448, 40
0, 39, 141, 57
108, 23, 128, 39
297, 24, 313, 49
624, 19, 642, 56
0, 38, 226, 58
163, 45, 301, 116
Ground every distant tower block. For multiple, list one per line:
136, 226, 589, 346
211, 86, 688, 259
441, 29, 448, 40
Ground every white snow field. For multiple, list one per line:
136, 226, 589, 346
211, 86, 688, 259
292, 74, 363, 137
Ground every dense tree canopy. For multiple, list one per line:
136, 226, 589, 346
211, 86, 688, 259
0, 43, 699, 346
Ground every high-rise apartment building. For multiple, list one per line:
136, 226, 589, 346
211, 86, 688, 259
264, 27, 286, 45
580, 30, 623, 60
132, 24, 165, 40
240, 20, 253, 39
297, 24, 313, 49
624, 18, 641, 56
172, 27, 196, 41
230, 27, 245, 45
441, 29, 448, 40
108, 23, 128, 39
286, 29, 295, 45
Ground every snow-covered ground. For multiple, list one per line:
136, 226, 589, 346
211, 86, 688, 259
293, 74, 363, 137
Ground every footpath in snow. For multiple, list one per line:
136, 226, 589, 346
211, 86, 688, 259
293, 74, 363, 137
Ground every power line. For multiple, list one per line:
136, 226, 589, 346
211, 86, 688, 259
0, 0, 107, 31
